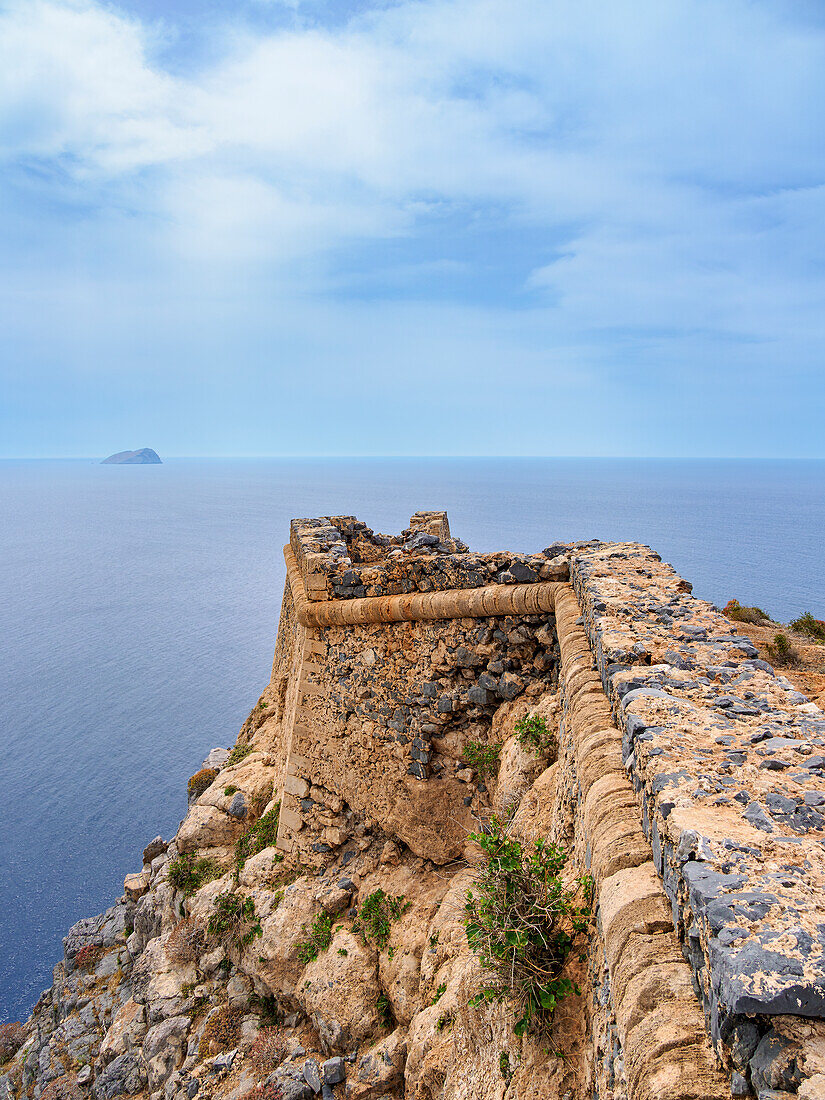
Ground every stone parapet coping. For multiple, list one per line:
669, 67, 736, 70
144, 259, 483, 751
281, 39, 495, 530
568, 541, 825, 1066
555, 584, 728, 1099
284, 545, 561, 626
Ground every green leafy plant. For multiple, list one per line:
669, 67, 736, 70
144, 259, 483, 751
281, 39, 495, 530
296, 911, 333, 964
167, 853, 222, 897
514, 714, 553, 754
249, 994, 280, 1026
436, 1012, 453, 1031
207, 892, 262, 950
431, 983, 446, 1005
464, 816, 589, 1037
767, 632, 800, 667
188, 768, 219, 800
499, 1052, 512, 1083
376, 992, 393, 1029
790, 612, 825, 640
358, 889, 410, 950
461, 740, 501, 781
235, 803, 281, 875
226, 743, 253, 766
224, 785, 239, 796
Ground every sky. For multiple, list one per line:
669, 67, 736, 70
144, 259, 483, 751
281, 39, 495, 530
1, 0, 824, 458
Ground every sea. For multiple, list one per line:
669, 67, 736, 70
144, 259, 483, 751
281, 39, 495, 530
2, 457, 824, 1023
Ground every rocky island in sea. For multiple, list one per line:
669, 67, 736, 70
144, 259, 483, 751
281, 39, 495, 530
2, 510, 825, 1100
101, 449, 162, 465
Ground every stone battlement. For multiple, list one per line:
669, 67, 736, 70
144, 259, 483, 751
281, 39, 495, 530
268, 512, 825, 1097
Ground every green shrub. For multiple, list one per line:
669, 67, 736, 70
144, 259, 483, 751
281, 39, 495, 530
376, 992, 393, 1029
227, 743, 253, 766
188, 768, 219, 800
767, 632, 800, 667
224, 785, 239, 796
431, 983, 446, 1005
296, 912, 333, 964
462, 740, 501, 781
790, 612, 825, 640
723, 599, 771, 625
499, 1052, 512, 1083
207, 892, 262, 951
513, 714, 552, 754
358, 889, 410, 950
235, 803, 281, 874
464, 816, 590, 1037
167, 853, 222, 896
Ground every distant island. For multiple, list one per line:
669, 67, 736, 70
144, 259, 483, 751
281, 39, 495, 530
101, 448, 162, 465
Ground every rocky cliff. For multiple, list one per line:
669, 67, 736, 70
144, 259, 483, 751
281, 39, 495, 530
2, 512, 825, 1100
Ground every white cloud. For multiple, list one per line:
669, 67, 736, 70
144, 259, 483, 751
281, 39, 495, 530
0, 0, 824, 455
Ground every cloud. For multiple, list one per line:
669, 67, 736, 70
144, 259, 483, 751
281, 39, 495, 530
0, 0, 824, 456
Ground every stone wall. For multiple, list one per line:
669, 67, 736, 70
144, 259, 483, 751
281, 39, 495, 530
268, 512, 825, 1098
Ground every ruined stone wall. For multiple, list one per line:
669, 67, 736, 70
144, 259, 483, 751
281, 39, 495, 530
265, 512, 825, 1098
274, 611, 559, 865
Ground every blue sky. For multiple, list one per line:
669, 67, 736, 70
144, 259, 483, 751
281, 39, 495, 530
1, 0, 824, 457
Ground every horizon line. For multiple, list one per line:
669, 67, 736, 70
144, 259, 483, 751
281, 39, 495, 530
1, 454, 825, 463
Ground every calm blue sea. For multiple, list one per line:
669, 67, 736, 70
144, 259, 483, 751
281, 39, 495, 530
2, 457, 824, 1022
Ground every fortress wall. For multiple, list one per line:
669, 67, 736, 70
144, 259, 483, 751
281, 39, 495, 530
568, 541, 825, 1086
267, 513, 825, 1095
554, 584, 728, 1099
274, 565, 562, 865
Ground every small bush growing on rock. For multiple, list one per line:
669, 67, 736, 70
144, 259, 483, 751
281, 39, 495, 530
246, 1027, 284, 1074
207, 891, 261, 951
241, 1085, 283, 1100
198, 1005, 244, 1058
188, 768, 219, 800
464, 815, 590, 1037
723, 599, 771, 625
73, 944, 105, 972
358, 889, 410, 950
296, 911, 333, 963
790, 612, 825, 640
0, 1022, 25, 1064
235, 802, 281, 874
226, 743, 253, 766
40, 1075, 83, 1100
168, 853, 222, 897
461, 741, 501, 781
514, 714, 552, 755
767, 632, 800, 667
376, 992, 393, 1030
166, 917, 206, 965
224, 785, 239, 796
